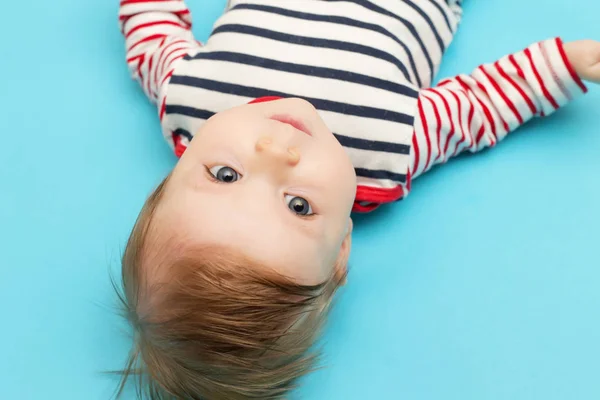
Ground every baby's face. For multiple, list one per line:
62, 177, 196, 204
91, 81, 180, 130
157, 98, 357, 284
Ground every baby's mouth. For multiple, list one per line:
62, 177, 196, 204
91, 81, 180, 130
269, 115, 313, 136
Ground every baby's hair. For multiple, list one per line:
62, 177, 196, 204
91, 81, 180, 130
114, 174, 345, 400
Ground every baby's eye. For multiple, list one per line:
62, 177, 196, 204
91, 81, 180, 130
208, 166, 240, 183
285, 195, 314, 216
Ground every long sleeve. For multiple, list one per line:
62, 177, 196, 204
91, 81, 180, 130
119, 0, 201, 115
411, 37, 588, 179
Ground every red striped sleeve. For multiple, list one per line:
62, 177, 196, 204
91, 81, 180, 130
126, 20, 187, 39
126, 54, 144, 64
121, 0, 171, 5
156, 39, 186, 83
494, 60, 536, 116
422, 93, 444, 169
162, 46, 189, 71
509, 54, 526, 81
450, 90, 467, 157
434, 89, 456, 158
146, 53, 155, 94
464, 99, 477, 149
159, 96, 167, 121
427, 95, 443, 163
524, 48, 559, 110
411, 126, 421, 175
455, 76, 498, 144
409, 38, 587, 184
556, 38, 587, 93
130, 54, 145, 79
474, 78, 509, 136
128, 33, 167, 52
120, 0, 200, 108
119, 9, 190, 22
161, 69, 175, 86
475, 124, 487, 146
480, 65, 522, 125
417, 99, 433, 173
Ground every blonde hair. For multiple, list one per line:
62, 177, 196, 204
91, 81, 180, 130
115, 174, 345, 399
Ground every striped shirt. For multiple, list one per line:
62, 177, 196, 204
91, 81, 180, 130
119, 0, 587, 212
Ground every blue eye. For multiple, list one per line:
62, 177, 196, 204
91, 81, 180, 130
285, 195, 313, 216
208, 166, 240, 183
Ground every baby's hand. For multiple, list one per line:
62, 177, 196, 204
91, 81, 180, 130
564, 40, 600, 84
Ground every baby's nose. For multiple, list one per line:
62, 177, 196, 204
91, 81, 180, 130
255, 136, 300, 166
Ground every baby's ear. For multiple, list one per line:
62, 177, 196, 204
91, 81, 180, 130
334, 219, 353, 285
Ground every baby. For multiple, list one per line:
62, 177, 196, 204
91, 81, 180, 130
117, 0, 600, 399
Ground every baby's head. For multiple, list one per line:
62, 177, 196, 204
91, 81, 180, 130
117, 98, 357, 399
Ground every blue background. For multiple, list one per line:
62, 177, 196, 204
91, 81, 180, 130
1, 0, 599, 399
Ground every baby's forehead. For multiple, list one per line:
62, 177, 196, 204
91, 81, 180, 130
151, 193, 330, 285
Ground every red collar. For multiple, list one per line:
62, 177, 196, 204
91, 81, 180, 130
248, 96, 283, 104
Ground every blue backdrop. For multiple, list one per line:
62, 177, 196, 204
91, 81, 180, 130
1, 1, 598, 399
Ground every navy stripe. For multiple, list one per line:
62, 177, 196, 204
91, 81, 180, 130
167, 107, 410, 155
333, 134, 410, 155
189, 51, 418, 98
165, 105, 214, 121
211, 24, 412, 83
428, 0, 454, 32
324, 0, 435, 84
404, 0, 445, 52
231, 3, 422, 87
168, 75, 415, 125
355, 168, 407, 183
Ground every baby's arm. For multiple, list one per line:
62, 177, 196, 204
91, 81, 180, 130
119, 0, 200, 108
411, 38, 595, 178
